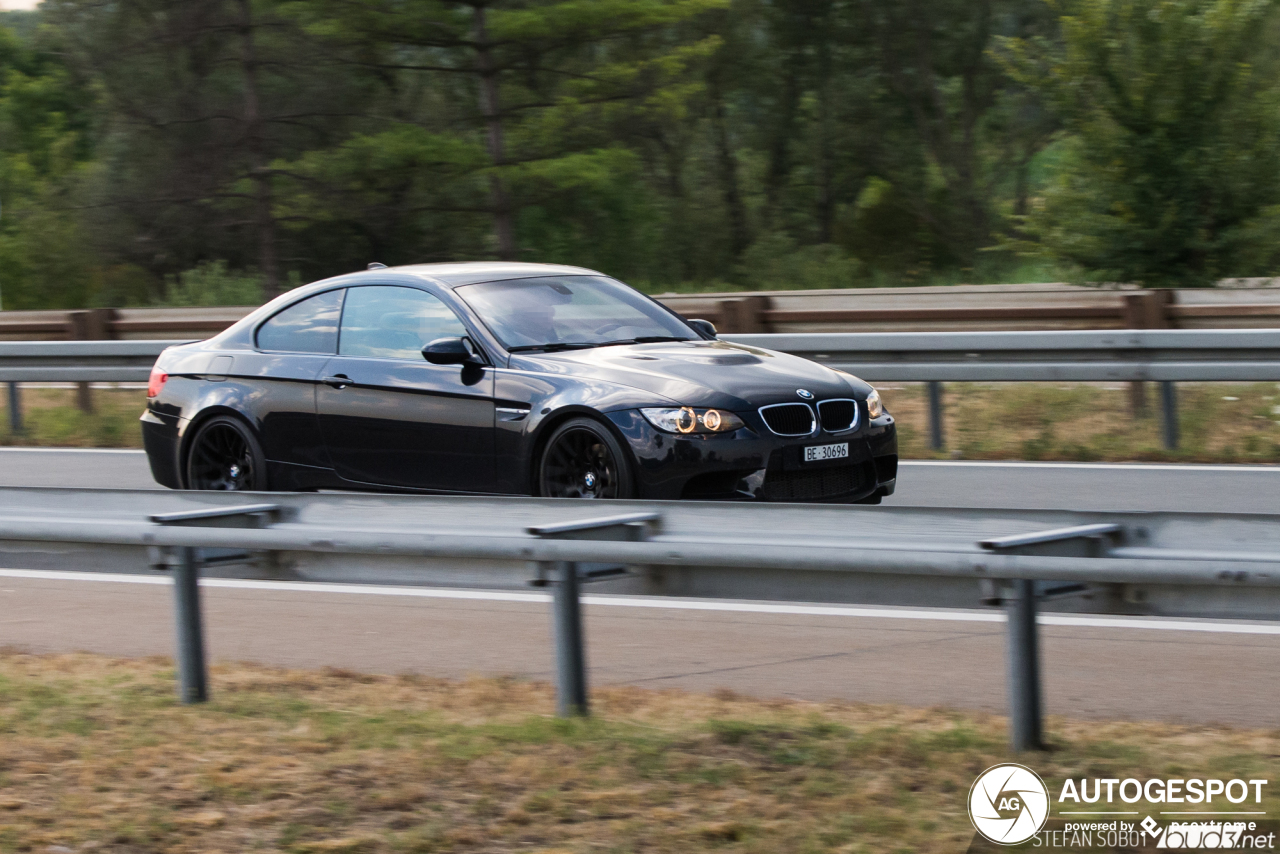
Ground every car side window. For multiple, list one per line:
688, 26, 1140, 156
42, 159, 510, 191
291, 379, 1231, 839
339, 286, 470, 360
256, 289, 344, 354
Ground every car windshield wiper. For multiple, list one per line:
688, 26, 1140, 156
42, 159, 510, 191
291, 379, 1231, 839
597, 336, 693, 346
507, 342, 603, 353
510, 336, 692, 353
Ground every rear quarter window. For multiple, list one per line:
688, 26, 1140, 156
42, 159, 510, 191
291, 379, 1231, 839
256, 290, 344, 353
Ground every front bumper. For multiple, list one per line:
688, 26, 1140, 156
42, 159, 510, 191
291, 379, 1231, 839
607, 410, 898, 502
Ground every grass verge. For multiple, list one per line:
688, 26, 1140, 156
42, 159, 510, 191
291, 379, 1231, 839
0, 387, 145, 449
0, 652, 1275, 853
4, 382, 1280, 464
889, 381, 1280, 464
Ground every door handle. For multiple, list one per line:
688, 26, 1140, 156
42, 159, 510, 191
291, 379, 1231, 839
322, 374, 352, 389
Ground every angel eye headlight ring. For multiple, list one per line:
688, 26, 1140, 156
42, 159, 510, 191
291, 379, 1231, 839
676, 406, 697, 434
641, 407, 745, 435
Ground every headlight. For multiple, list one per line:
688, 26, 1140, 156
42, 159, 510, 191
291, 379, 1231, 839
866, 389, 885, 419
641, 407, 745, 434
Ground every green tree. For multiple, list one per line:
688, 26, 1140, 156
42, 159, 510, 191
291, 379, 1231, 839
46, 0, 376, 298
1000, 0, 1280, 286
283, 0, 724, 270
855, 0, 1061, 273
0, 18, 99, 309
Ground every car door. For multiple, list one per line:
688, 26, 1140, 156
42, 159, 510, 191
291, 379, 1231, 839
316, 284, 496, 492
238, 288, 345, 470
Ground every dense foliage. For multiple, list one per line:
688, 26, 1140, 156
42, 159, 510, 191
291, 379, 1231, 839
0, 0, 1277, 308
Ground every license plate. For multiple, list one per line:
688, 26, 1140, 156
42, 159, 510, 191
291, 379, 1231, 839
804, 442, 849, 463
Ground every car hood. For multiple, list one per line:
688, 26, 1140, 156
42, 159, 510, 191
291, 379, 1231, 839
510, 340, 866, 410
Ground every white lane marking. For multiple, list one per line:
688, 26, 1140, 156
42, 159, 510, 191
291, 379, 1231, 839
901, 461, 1280, 473
1038, 614, 1280, 634
1, 568, 1277, 635
0, 569, 171, 585
0, 447, 146, 454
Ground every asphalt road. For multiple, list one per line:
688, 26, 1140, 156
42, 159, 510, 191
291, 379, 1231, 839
3, 446, 1280, 512
2, 569, 1277, 727
3, 448, 1278, 724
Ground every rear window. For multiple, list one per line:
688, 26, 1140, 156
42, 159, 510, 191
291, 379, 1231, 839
256, 290, 344, 354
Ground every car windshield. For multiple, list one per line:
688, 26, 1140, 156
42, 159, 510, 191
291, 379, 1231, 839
455, 275, 694, 351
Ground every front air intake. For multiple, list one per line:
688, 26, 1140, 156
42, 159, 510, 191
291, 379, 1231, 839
761, 464, 864, 501
759, 403, 816, 436
817, 399, 857, 432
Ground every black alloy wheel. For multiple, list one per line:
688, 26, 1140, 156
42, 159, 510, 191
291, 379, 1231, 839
185, 415, 268, 491
538, 417, 634, 499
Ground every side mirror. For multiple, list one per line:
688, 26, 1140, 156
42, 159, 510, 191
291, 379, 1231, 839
687, 318, 717, 339
423, 336, 484, 366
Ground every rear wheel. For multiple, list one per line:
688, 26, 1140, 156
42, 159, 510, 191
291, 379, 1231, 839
538, 417, 634, 499
184, 415, 268, 491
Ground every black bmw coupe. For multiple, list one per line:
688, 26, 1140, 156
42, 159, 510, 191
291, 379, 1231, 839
142, 262, 897, 503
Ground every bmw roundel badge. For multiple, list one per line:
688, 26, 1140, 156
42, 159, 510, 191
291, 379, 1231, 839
796, 389, 814, 400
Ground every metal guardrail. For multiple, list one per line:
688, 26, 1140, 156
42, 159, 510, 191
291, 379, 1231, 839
658, 285, 1280, 333
4, 330, 1277, 448
7, 284, 1280, 342
730, 329, 1280, 382
0, 306, 250, 341
2, 487, 1279, 750
0, 340, 179, 383
0, 340, 184, 433
4, 330, 1277, 383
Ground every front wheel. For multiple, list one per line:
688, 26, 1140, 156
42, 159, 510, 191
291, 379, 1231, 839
184, 415, 268, 491
537, 417, 635, 499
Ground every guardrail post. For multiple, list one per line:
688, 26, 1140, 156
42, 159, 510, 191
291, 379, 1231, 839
718, 296, 771, 334
5, 382, 20, 435
1160, 382, 1179, 450
1123, 291, 1174, 419
528, 512, 662, 718
1006, 579, 1043, 751
1128, 382, 1148, 418
67, 308, 116, 414
927, 381, 945, 451
551, 560, 588, 717
172, 546, 209, 704
980, 523, 1126, 752
150, 503, 283, 704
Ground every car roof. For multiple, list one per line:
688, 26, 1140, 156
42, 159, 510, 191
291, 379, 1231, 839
212, 261, 613, 351
259, 261, 607, 313
389, 261, 604, 288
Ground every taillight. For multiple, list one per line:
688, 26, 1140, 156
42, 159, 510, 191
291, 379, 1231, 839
147, 366, 169, 399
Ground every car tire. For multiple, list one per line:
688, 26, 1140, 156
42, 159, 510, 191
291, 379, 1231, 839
184, 414, 269, 491
537, 417, 635, 499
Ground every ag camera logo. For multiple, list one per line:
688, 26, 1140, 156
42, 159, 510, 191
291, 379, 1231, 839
969, 763, 1051, 845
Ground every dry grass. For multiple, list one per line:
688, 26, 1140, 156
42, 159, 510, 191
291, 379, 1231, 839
0, 651, 1275, 853
887, 381, 1280, 463
0, 387, 145, 449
